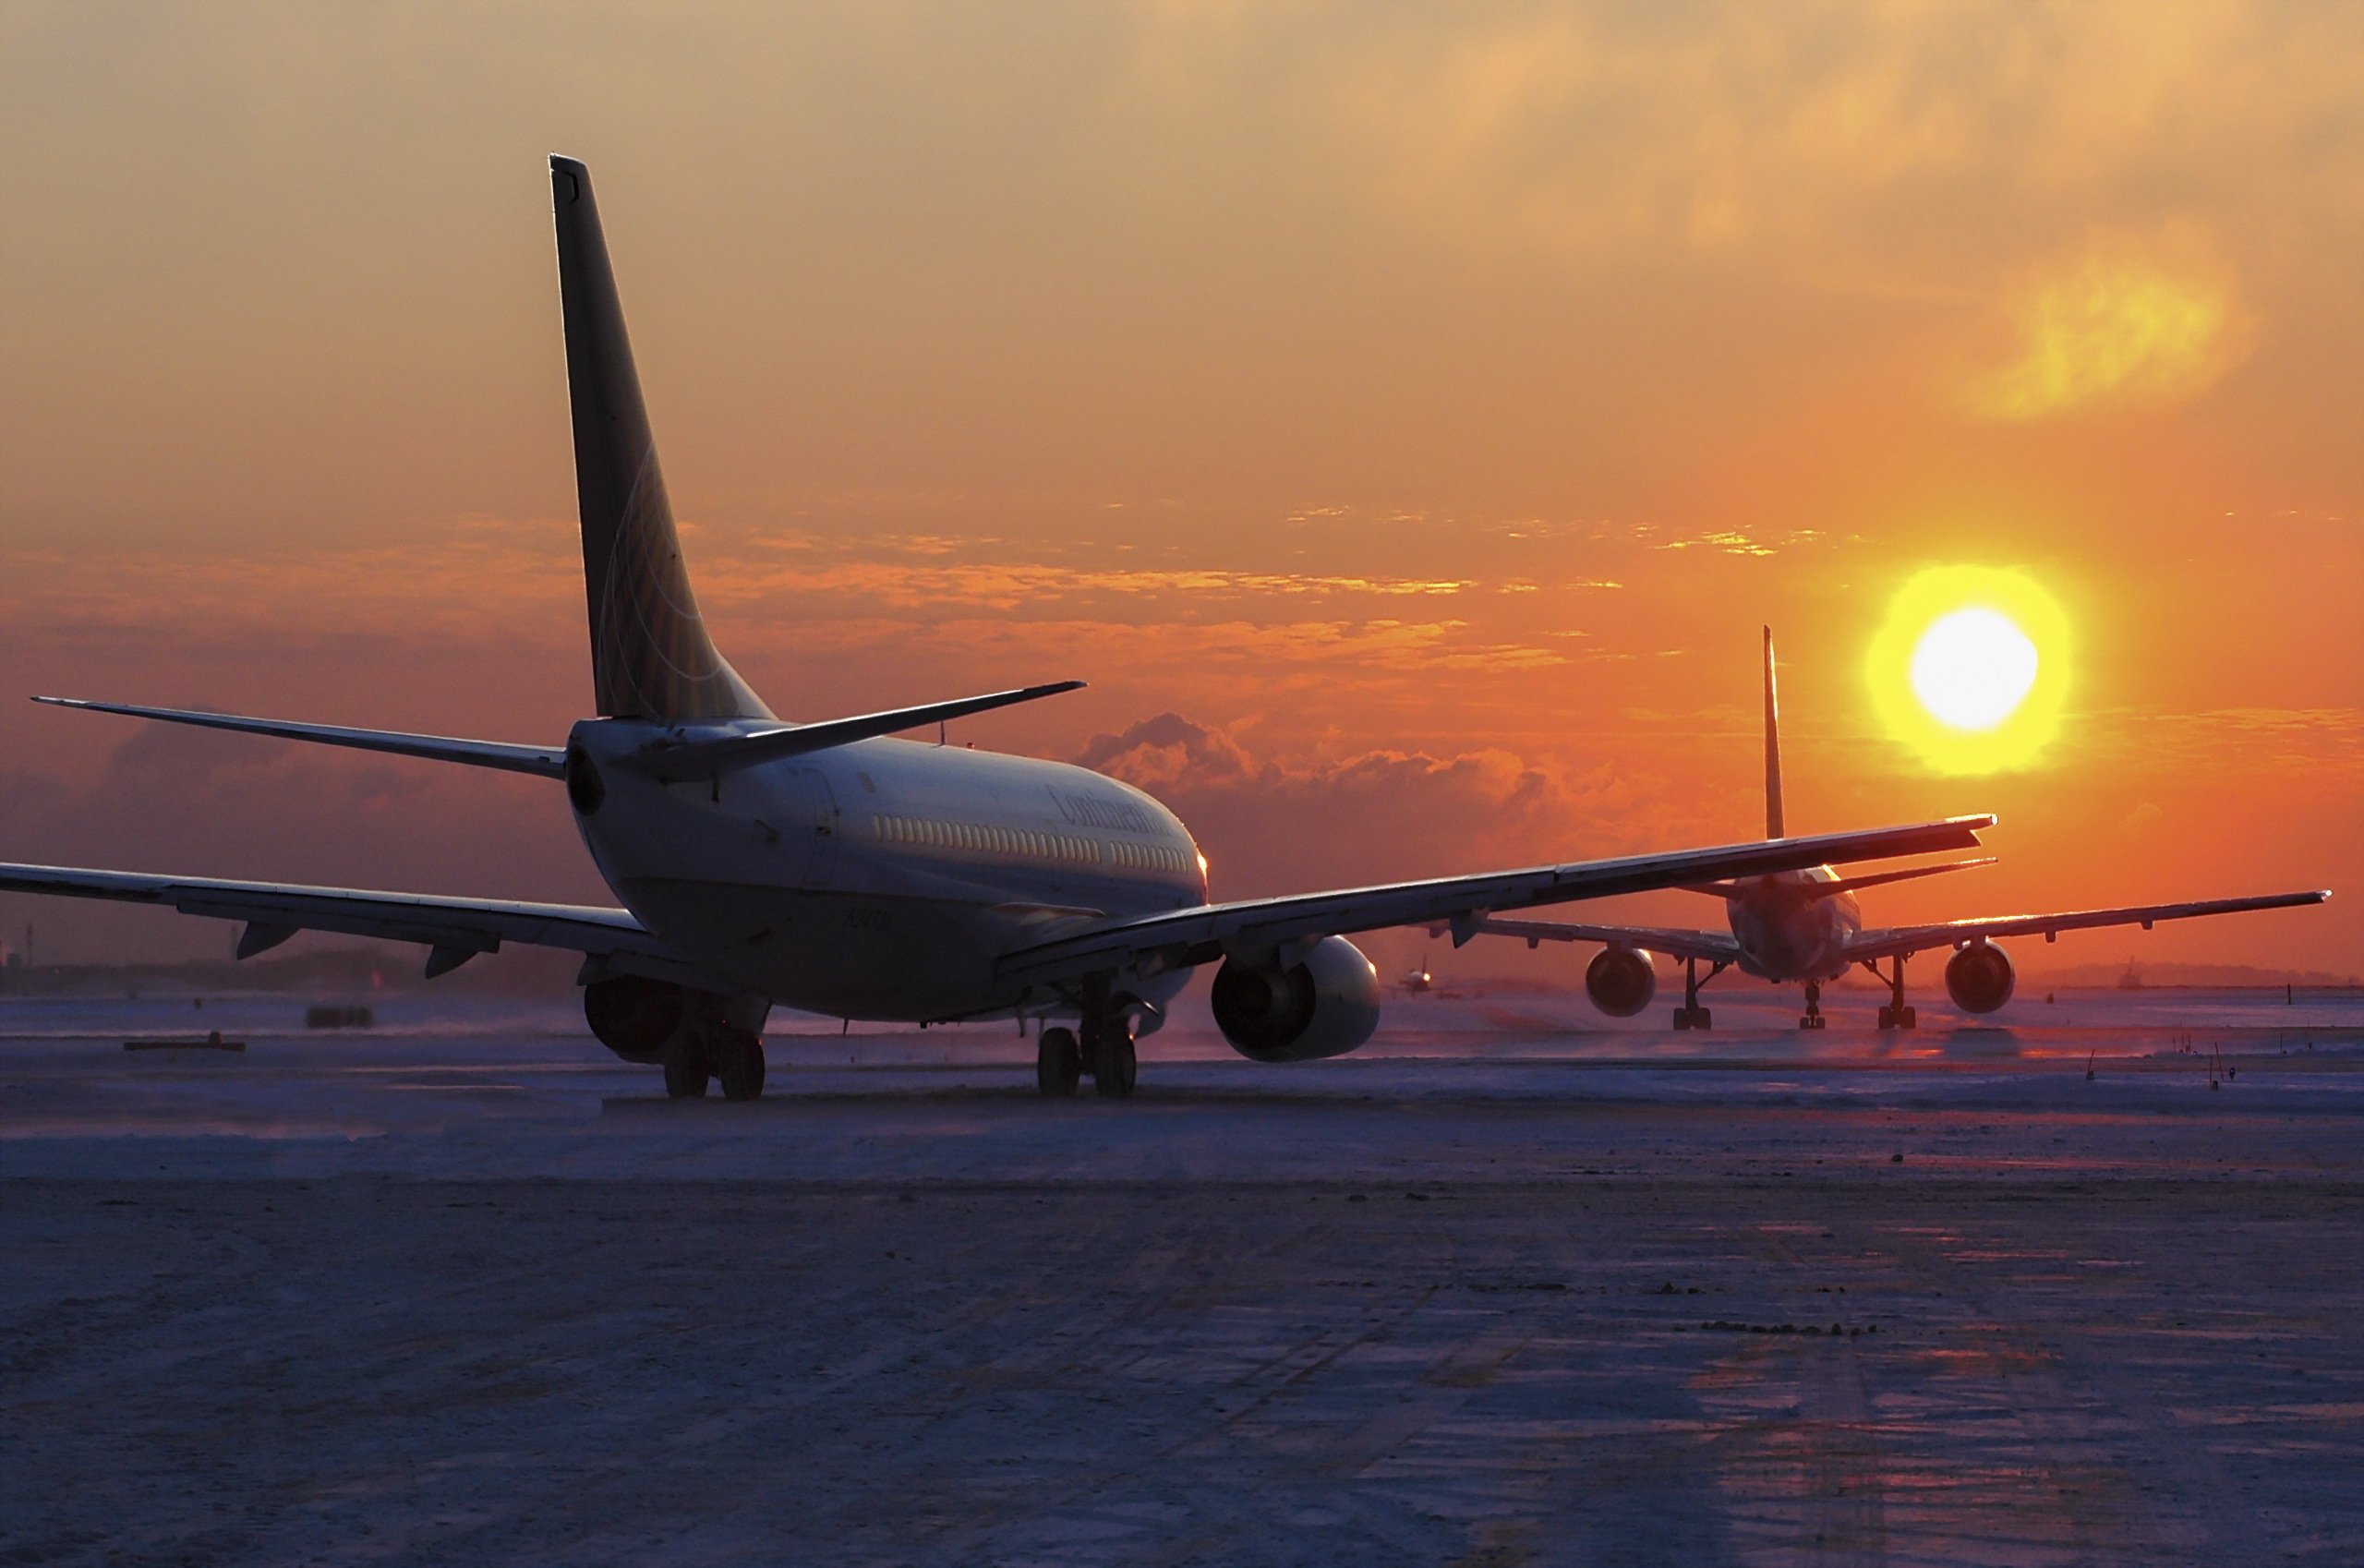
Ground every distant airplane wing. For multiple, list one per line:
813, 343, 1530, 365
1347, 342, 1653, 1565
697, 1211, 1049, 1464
995, 815, 1991, 988
1448, 916, 1743, 965
1843, 889, 2330, 966
0, 862, 714, 985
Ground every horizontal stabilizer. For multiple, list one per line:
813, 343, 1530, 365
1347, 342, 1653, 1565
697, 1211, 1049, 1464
1810, 857, 1996, 900
623, 681, 1085, 781
33, 697, 567, 778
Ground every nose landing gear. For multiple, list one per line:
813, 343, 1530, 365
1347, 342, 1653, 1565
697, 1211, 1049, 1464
1798, 980, 1828, 1030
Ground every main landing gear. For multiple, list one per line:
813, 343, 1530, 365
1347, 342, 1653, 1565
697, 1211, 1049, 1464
1798, 980, 1829, 1030
1864, 954, 1918, 1031
1034, 1011, 1138, 1100
664, 1026, 768, 1101
1671, 956, 1728, 1031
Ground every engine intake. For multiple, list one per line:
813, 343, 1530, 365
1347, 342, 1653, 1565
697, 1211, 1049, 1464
1211, 935, 1382, 1063
583, 975, 688, 1063
1585, 947, 1658, 1018
1944, 941, 2015, 1014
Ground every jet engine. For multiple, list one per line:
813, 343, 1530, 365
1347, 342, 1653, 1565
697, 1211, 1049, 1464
1211, 935, 1383, 1062
583, 974, 688, 1063
1585, 947, 1658, 1018
1944, 941, 2016, 1013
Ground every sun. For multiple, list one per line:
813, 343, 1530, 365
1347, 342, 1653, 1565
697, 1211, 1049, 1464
1867, 566, 2070, 775
1910, 608, 2039, 730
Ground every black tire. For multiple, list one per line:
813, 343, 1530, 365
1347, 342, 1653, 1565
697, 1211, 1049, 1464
1036, 1027, 1081, 1097
1092, 1029, 1137, 1100
663, 1043, 712, 1099
1876, 1006, 1895, 1030
1671, 1008, 1691, 1031
1898, 1007, 1917, 1030
1693, 1007, 1711, 1030
717, 1031, 766, 1101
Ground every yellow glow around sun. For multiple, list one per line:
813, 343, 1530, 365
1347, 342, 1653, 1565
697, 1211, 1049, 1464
1868, 567, 2070, 775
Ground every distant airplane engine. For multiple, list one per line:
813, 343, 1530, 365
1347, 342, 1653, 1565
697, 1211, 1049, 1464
582, 975, 688, 1063
1585, 947, 1658, 1018
1945, 941, 2016, 1013
1211, 936, 1383, 1062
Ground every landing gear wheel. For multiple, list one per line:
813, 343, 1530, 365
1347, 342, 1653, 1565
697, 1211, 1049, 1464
1897, 1006, 1917, 1030
1672, 1007, 1692, 1031
1036, 1026, 1082, 1098
717, 1031, 766, 1101
663, 1043, 713, 1099
1671, 1007, 1713, 1031
1088, 1021, 1137, 1100
1877, 1006, 1896, 1030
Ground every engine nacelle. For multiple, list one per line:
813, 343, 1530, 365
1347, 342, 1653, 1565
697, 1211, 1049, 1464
1585, 947, 1658, 1018
1945, 941, 2016, 1014
1211, 935, 1382, 1063
583, 975, 688, 1063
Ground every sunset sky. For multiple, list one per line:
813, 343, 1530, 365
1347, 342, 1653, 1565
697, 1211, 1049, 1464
2, 1, 2358, 979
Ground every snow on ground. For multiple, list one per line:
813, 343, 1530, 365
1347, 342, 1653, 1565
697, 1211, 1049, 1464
4, 988, 2363, 1564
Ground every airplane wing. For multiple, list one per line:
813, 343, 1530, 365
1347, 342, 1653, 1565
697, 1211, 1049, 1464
0, 862, 715, 985
1449, 916, 1743, 965
1842, 889, 2330, 966
996, 815, 1991, 988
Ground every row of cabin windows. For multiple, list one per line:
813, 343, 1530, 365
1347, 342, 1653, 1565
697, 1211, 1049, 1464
870, 814, 1189, 873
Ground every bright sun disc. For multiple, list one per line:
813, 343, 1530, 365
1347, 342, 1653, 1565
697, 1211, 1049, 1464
1866, 565, 2070, 776
1910, 609, 2038, 730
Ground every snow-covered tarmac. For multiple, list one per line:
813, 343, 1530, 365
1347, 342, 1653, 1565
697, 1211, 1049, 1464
5, 989, 2362, 1565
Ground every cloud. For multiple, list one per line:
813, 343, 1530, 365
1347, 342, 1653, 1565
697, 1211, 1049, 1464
1071, 712, 1663, 898
1969, 230, 2250, 418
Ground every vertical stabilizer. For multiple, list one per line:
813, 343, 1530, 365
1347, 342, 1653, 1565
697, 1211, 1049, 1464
1762, 625, 1785, 838
550, 155, 768, 722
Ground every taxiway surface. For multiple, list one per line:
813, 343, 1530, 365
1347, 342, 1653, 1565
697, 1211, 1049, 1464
4, 989, 2360, 1565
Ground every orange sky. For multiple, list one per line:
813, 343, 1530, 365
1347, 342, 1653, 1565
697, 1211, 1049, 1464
2, 2, 2358, 977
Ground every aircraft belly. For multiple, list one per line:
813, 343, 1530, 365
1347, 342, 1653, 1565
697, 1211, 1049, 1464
619, 877, 1025, 1020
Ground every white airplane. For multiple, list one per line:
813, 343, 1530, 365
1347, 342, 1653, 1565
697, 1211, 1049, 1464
1455, 629, 2328, 1031
0, 157, 1998, 1100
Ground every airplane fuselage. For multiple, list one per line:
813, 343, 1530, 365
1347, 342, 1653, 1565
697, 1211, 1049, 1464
1723, 865, 1863, 983
565, 719, 1206, 1022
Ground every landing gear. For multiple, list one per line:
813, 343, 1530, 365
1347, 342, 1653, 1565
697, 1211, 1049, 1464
1798, 981, 1828, 1030
663, 1040, 713, 1098
716, 1029, 767, 1101
1865, 955, 1917, 1031
1671, 956, 1726, 1031
1085, 1015, 1137, 1099
1035, 1026, 1082, 1097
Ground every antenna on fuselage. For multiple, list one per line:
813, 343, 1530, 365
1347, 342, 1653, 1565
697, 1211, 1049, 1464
1763, 625, 1785, 839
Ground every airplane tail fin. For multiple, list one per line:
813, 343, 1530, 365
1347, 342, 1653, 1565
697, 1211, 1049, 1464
550, 155, 768, 723
1762, 625, 1785, 838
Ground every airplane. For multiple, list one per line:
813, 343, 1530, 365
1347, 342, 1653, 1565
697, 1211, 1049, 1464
1447, 629, 2328, 1031
0, 157, 1998, 1101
